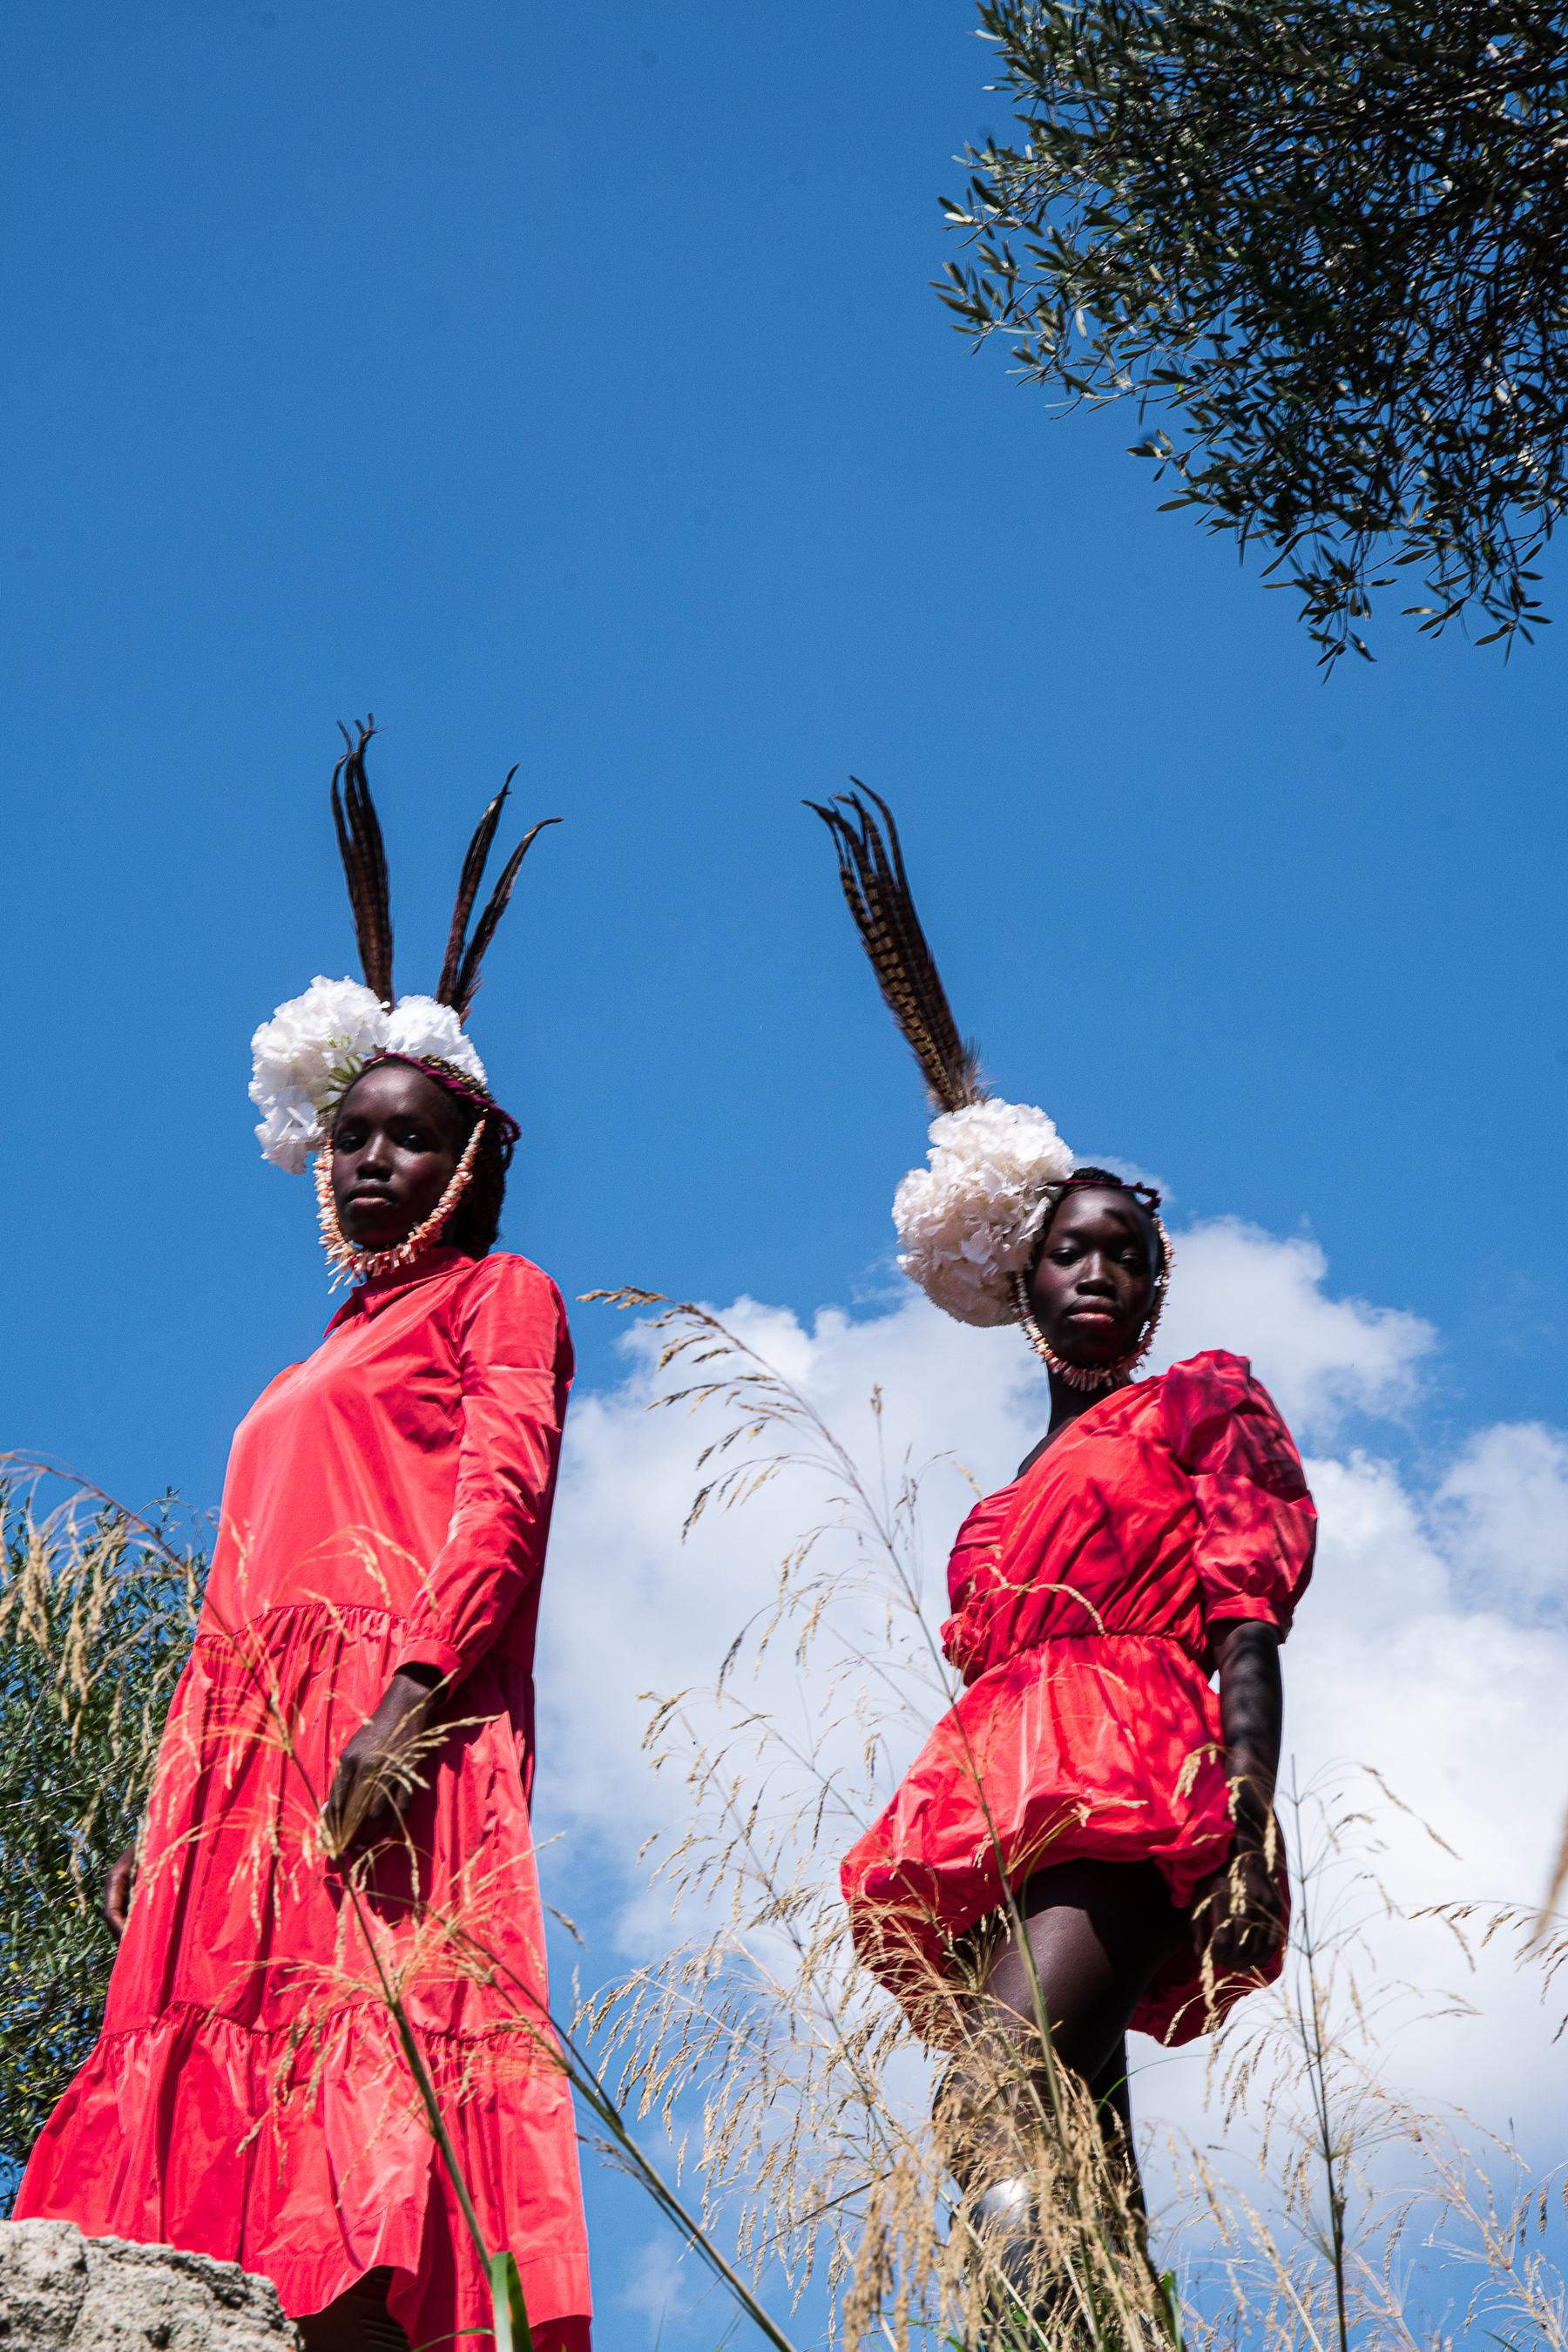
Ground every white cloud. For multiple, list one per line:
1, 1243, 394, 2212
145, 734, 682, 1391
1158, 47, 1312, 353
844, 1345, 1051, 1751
1430, 1420, 1568, 1620
539, 1291, 1042, 1868
617, 2236, 692, 2328
1152, 1218, 1435, 1440
535, 1214, 1568, 2170
1270, 1444, 1568, 2130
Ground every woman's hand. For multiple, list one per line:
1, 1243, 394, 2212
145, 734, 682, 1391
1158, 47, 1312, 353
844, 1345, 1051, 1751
104, 1844, 137, 1938
1193, 1619, 1286, 1975
323, 1665, 445, 1855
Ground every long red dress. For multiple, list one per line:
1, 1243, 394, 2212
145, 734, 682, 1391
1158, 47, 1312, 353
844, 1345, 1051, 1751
18, 1246, 592, 2352
841, 1351, 1315, 2047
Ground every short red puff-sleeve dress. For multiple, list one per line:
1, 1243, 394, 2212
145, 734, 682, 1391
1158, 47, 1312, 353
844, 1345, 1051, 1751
17, 1247, 592, 2352
840, 1350, 1315, 2047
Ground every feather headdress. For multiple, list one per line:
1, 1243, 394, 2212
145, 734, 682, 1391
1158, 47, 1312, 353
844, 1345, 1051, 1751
806, 785, 986, 1116
250, 718, 555, 1172
807, 784, 1077, 1328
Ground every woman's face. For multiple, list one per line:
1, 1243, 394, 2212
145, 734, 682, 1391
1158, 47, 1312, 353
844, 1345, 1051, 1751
1026, 1188, 1156, 1371
331, 1062, 463, 1251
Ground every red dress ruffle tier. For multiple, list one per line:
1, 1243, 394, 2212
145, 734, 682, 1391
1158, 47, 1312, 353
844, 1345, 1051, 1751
841, 1350, 1316, 2048
17, 1247, 592, 2352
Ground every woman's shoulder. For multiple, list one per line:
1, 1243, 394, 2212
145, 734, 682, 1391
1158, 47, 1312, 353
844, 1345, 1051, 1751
1154, 1349, 1305, 1477
238, 1358, 309, 1424
447, 1250, 571, 1342
456, 1247, 562, 1293
1154, 1348, 1258, 1409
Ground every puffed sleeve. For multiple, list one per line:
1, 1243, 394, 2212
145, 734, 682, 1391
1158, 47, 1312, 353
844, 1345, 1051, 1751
1162, 1349, 1315, 1645
395, 1255, 575, 1683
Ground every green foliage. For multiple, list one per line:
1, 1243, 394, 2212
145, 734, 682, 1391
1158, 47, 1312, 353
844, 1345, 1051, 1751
0, 1485, 200, 2206
939, 0, 1568, 663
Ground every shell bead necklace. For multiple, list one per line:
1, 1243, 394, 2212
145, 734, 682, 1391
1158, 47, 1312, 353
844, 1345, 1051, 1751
314, 1119, 487, 1291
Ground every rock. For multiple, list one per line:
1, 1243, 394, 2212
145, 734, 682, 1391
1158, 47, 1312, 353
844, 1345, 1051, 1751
0, 2221, 300, 2352
0, 2222, 85, 2352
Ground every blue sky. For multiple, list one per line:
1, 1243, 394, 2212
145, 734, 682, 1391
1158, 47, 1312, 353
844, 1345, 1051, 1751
3, 3, 1567, 2344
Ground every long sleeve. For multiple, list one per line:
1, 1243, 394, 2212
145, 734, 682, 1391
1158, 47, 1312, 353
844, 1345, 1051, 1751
395, 1257, 575, 1683
1161, 1349, 1315, 1646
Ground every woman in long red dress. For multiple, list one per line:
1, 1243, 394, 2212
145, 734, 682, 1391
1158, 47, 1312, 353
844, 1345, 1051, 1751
809, 791, 1315, 2256
18, 727, 592, 2352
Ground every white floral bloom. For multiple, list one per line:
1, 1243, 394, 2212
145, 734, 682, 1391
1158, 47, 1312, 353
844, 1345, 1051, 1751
893, 1098, 1076, 1326
382, 996, 487, 1085
249, 977, 491, 1170
249, 977, 388, 1111
253, 1090, 322, 1177
249, 976, 390, 1170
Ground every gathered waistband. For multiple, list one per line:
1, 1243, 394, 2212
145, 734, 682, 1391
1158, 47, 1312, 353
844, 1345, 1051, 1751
1017, 1627, 1205, 1659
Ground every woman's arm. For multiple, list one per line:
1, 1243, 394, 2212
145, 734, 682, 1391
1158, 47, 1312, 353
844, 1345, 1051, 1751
1161, 1356, 1311, 1976
1193, 1619, 1286, 1972
393, 1260, 572, 1685
105, 1845, 137, 1937
322, 1261, 572, 1851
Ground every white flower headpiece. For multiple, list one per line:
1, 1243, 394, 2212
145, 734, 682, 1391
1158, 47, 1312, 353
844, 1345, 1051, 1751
809, 787, 1170, 1372
892, 1096, 1075, 1328
249, 980, 487, 1173
248, 718, 557, 1172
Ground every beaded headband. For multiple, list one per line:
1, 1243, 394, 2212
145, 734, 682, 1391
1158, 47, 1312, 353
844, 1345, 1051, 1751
1053, 1173, 1162, 1213
363, 1051, 523, 1150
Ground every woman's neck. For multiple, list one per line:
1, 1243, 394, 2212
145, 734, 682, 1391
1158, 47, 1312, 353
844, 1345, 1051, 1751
1047, 1365, 1127, 1431
1016, 1369, 1128, 1481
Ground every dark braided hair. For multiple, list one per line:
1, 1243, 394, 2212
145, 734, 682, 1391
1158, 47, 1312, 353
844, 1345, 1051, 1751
442, 1101, 513, 1257
402, 1057, 517, 1259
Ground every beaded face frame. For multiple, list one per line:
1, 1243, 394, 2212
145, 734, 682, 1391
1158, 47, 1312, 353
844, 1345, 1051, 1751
1011, 1177, 1174, 1392
314, 1117, 487, 1291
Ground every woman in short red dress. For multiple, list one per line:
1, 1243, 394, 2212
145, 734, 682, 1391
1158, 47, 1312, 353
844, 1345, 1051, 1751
841, 1179, 1314, 2100
18, 731, 592, 2352
810, 790, 1315, 2228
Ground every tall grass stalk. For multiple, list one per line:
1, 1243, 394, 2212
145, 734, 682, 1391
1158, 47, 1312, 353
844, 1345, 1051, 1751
0, 1468, 202, 2200
573, 1292, 1177, 2349
0, 1452, 801, 2352
567, 1293, 1568, 2352
10, 1308, 1568, 2352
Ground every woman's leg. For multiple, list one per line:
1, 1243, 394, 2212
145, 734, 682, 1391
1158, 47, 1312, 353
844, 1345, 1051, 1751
984, 1858, 1189, 2085
297, 2269, 410, 2352
943, 1859, 1189, 2209
1086, 2037, 1142, 2213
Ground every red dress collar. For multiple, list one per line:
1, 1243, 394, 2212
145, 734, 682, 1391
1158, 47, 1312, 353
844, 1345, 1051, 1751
324, 1246, 474, 1333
